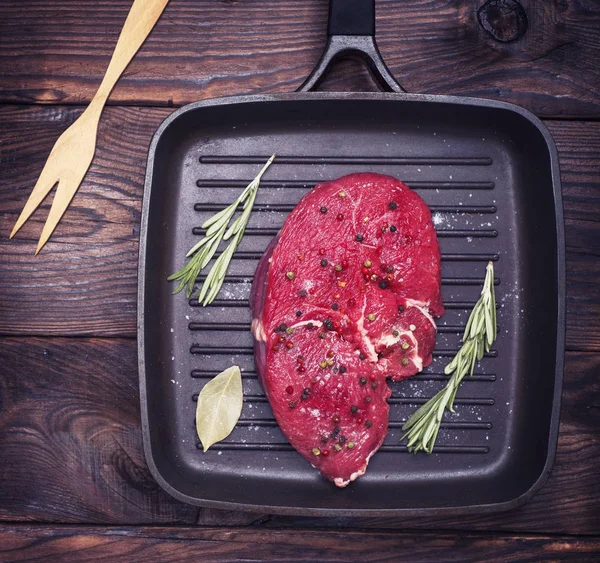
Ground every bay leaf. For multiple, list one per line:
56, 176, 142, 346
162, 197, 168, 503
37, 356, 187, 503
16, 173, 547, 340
196, 365, 243, 451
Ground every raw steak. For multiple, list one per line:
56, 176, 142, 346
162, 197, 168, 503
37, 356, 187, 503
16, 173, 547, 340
250, 173, 443, 487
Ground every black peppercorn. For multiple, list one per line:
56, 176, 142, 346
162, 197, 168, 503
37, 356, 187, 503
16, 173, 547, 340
320, 259, 328, 267
366, 420, 373, 428
378, 280, 388, 289
339, 365, 347, 374
359, 353, 366, 360
359, 377, 367, 386
398, 305, 405, 313
320, 206, 328, 213
389, 201, 397, 210
296, 310, 302, 317
331, 303, 339, 311
350, 405, 358, 414
299, 289, 308, 297
355, 233, 364, 242
390, 225, 397, 232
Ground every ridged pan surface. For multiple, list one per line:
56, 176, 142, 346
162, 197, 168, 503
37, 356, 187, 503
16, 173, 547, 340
138, 93, 564, 515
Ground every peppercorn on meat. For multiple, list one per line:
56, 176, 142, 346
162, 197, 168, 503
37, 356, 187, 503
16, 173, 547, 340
250, 173, 443, 486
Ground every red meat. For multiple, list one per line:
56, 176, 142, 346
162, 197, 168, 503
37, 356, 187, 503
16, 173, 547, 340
250, 173, 443, 486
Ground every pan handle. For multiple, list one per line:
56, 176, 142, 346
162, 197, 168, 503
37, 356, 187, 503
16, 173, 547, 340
297, 0, 405, 93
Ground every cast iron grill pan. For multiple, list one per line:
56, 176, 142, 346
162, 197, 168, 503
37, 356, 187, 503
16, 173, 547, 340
138, 1, 564, 516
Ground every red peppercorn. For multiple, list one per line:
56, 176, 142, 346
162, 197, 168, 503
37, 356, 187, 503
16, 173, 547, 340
298, 365, 306, 373
336, 328, 343, 335
309, 288, 316, 295
327, 350, 334, 358
321, 449, 330, 456
342, 259, 349, 269
272, 345, 280, 351
361, 267, 369, 275
333, 321, 340, 329
370, 373, 377, 380
332, 415, 340, 423
319, 248, 326, 255
357, 416, 364, 424
278, 336, 286, 343
363, 274, 370, 282
285, 341, 294, 349
348, 297, 356, 307
337, 213, 344, 221
297, 253, 304, 261
286, 385, 294, 394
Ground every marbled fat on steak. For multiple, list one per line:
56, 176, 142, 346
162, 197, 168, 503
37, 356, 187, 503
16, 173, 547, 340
250, 173, 443, 486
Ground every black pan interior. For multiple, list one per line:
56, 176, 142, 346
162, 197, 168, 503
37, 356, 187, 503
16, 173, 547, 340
139, 94, 563, 515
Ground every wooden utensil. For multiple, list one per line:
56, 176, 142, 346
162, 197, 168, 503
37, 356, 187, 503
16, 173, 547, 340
10, 0, 170, 254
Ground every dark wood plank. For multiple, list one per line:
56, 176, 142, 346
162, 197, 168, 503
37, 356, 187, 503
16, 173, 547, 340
1, 108, 598, 350
0, 336, 597, 534
0, 105, 162, 337
0, 336, 199, 525
0, 1, 599, 117
0, 525, 599, 563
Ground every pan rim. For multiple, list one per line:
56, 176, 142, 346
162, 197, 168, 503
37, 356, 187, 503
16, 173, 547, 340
137, 92, 565, 516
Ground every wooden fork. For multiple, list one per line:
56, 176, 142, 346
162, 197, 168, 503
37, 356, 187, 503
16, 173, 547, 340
10, 0, 170, 254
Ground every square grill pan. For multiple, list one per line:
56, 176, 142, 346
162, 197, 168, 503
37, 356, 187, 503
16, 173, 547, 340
138, 92, 564, 516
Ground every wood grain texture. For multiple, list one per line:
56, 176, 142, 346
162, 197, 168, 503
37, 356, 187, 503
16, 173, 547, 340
0, 336, 597, 534
7, 0, 171, 254
0, 525, 599, 563
0, 105, 162, 336
0, 1, 599, 117
0, 0, 598, 551
1, 108, 599, 349
0, 337, 199, 525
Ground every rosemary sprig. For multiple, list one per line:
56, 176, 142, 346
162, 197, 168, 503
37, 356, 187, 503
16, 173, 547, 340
168, 154, 275, 305
401, 261, 497, 454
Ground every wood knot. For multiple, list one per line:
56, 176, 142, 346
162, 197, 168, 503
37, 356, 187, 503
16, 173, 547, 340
478, 0, 528, 43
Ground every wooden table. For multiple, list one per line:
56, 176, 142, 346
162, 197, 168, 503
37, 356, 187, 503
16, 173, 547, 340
1, 1, 599, 560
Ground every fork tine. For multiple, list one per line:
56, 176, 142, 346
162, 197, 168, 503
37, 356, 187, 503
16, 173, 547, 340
35, 177, 80, 255
9, 160, 60, 239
